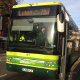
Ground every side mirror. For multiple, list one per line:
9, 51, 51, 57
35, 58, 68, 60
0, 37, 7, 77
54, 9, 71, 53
59, 12, 64, 23
57, 12, 64, 32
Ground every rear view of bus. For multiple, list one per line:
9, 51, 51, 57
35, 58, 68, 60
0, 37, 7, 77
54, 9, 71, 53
6, 2, 65, 78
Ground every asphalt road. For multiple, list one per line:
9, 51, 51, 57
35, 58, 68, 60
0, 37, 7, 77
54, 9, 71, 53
0, 53, 59, 80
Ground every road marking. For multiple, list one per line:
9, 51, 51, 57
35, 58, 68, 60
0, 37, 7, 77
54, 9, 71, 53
0, 74, 7, 78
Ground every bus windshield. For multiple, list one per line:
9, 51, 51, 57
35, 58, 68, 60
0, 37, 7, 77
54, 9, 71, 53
9, 17, 58, 49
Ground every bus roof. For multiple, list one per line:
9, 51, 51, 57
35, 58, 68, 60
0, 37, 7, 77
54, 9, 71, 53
13, 2, 62, 8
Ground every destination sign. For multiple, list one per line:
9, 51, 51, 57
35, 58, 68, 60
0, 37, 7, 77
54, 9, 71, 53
12, 6, 57, 18
18, 8, 50, 16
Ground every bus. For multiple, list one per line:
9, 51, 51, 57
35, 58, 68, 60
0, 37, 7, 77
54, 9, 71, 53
6, 2, 79, 80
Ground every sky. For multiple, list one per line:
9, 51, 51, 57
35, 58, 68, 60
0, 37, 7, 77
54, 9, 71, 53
17, 0, 80, 30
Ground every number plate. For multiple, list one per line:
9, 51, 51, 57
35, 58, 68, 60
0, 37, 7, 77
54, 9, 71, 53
22, 68, 33, 72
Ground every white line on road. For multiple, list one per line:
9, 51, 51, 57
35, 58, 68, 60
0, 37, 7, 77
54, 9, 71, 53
0, 74, 7, 78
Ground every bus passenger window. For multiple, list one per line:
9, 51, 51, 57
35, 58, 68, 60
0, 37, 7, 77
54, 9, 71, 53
67, 41, 72, 55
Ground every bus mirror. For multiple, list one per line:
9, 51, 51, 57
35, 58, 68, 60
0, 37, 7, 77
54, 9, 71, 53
57, 12, 64, 33
59, 12, 64, 23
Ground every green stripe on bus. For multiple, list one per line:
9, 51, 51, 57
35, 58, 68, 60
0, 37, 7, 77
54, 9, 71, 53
6, 59, 58, 68
6, 62, 58, 70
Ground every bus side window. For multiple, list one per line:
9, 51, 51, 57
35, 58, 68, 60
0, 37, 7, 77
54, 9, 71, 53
67, 27, 72, 55
58, 34, 62, 55
67, 41, 72, 55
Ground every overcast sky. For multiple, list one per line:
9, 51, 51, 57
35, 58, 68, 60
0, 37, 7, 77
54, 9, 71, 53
17, 0, 80, 30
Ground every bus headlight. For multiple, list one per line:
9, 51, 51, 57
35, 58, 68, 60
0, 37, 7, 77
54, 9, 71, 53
49, 64, 51, 67
52, 65, 54, 67
45, 64, 48, 66
45, 61, 58, 67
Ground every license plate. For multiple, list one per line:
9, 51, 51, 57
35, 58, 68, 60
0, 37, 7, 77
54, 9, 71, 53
22, 68, 33, 72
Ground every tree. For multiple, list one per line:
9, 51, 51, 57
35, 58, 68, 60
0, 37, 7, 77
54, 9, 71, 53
0, 0, 17, 37
0, 0, 17, 16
